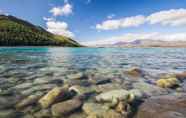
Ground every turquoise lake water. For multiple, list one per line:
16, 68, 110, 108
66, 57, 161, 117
0, 47, 186, 117
0, 47, 186, 75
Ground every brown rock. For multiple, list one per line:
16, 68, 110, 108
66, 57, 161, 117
135, 94, 186, 118
125, 68, 144, 77
38, 86, 69, 109
176, 71, 186, 80
51, 98, 83, 117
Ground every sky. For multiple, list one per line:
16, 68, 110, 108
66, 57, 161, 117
0, 0, 186, 45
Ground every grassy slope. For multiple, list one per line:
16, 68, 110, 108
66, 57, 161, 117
0, 15, 81, 47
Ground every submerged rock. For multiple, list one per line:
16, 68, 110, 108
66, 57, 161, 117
125, 68, 144, 77
51, 98, 83, 117
34, 109, 51, 118
16, 92, 43, 109
115, 101, 131, 116
95, 89, 129, 102
133, 82, 168, 97
83, 102, 122, 118
135, 94, 186, 118
176, 71, 186, 80
156, 77, 180, 88
38, 86, 69, 109
0, 110, 18, 118
95, 89, 142, 104
67, 72, 85, 80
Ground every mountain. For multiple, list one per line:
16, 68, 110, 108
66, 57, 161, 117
0, 15, 81, 46
97, 39, 186, 47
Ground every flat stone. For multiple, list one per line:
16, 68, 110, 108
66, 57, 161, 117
51, 98, 83, 117
67, 72, 85, 80
95, 89, 129, 102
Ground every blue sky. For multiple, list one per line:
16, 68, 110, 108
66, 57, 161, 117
0, 0, 186, 45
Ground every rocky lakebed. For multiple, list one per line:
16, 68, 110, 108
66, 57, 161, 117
0, 47, 186, 118
0, 67, 186, 118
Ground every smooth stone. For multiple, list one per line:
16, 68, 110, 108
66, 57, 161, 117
0, 110, 18, 118
176, 71, 186, 80
39, 86, 68, 109
133, 82, 168, 97
95, 89, 130, 102
135, 94, 186, 118
16, 92, 43, 109
83, 103, 123, 118
51, 98, 83, 117
67, 72, 84, 80
156, 77, 180, 88
125, 67, 144, 77
34, 109, 51, 118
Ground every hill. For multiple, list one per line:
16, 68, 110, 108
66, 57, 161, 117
0, 15, 81, 46
94, 40, 186, 48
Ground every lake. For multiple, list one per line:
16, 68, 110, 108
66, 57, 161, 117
0, 47, 186, 118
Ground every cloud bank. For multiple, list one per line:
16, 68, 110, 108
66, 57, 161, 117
83, 32, 186, 46
96, 8, 186, 30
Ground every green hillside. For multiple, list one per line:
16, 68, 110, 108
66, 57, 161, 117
0, 15, 81, 46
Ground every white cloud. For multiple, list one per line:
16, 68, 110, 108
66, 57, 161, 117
96, 15, 146, 30
147, 8, 186, 26
82, 32, 186, 46
96, 8, 186, 30
50, 3, 72, 16
46, 20, 74, 38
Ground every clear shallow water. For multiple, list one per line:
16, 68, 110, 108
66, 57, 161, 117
0, 47, 186, 117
